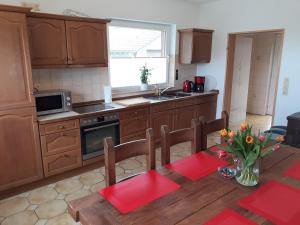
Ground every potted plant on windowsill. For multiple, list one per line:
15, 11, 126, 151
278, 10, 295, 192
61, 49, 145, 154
140, 64, 151, 91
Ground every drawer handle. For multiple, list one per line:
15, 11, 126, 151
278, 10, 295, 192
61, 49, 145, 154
58, 125, 65, 129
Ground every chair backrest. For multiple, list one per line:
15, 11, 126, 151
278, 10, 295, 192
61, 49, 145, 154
160, 118, 201, 166
201, 111, 229, 150
104, 128, 155, 187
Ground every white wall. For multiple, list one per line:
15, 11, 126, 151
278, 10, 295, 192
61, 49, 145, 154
197, 0, 300, 125
0, 0, 199, 28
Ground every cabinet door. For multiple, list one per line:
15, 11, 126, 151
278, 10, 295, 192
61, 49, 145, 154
0, 12, 34, 110
151, 110, 174, 143
0, 108, 43, 191
27, 17, 68, 66
192, 32, 212, 63
197, 102, 217, 121
174, 106, 198, 130
66, 21, 108, 65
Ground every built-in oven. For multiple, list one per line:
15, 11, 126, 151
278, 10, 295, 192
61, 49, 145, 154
80, 113, 120, 160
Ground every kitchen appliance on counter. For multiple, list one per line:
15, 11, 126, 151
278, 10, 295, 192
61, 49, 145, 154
34, 90, 72, 116
183, 80, 194, 93
80, 113, 120, 160
195, 76, 205, 93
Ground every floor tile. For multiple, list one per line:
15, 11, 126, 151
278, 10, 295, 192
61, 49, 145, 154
55, 179, 83, 195
90, 181, 106, 192
28, 187, 58, 205
79, 172, 104, 186
35, 199, 67, 219
0, 197, 29, 217
35, 219, 48, 225
45, 213, 77, 225
27, 204, 38, 211
65, 190, 91, 202
1, 211, 38, 225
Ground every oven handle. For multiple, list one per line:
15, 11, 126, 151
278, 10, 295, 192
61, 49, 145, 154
82, 122, 120, 132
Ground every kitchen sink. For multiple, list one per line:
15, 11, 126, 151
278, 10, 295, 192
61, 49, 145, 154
144, 92, 192, 101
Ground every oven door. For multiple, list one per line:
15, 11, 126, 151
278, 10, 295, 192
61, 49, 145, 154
81, 121, 120, 160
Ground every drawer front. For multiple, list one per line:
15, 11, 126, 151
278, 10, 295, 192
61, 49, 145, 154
120, 106, 149, 120
43, 149, 82, 177
150, 102, 175, 113
120, 131, 146, 143
175, 98, 197, 108
41, 130, 81, 156
120, 117, 149, 137
39, 119, 79, 135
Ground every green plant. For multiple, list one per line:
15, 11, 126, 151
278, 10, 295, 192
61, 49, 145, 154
140, 64, 151, 84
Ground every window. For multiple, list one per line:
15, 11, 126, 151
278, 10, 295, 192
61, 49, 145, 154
109, 21, 170, 89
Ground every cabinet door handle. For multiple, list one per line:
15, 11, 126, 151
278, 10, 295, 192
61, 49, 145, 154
58, 125, 65, 129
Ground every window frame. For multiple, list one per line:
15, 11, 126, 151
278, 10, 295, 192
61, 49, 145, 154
108, 19, 172, 93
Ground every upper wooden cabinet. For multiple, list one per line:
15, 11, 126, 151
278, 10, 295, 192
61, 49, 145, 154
178, 29, 213, 64
0, 107, 43, 191
0, 11, 35, 110
66, 21, 108, 65
27, 13, 110, 67
27, 17, 68, 66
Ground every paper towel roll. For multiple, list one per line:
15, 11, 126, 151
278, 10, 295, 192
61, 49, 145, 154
104, 86, 112, 103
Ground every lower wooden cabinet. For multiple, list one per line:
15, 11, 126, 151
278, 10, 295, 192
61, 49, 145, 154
120, 131, 146, 143
41, 129, 81, 156
43, 149, 82, 177
151, 110, 174, 143
174, 105, 198, 130
0, 108, 43, 191
39, 119, 82, 177
197, 101, 217, 121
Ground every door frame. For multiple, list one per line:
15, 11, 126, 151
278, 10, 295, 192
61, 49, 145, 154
222, 29, 285, 125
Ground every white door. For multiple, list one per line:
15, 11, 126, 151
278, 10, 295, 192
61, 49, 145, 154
230, 36, 253, 124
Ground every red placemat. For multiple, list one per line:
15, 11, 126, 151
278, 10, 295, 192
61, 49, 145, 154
203, 208, 258, 225
210, 143, 228, 152
284, 160, 300, 181
99, 170, 180, 214
165, 152, 229, 181
238, 180, 300, 225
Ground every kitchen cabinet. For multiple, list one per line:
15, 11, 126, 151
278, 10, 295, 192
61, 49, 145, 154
120, 106, 150, 143
151, 110, 174, 143
174, 105, 198, 130
66, 21, 108, 65
39, 119, 82, 177
197, 101, 217, 121
0, 11, 35, 111
178, 29, 213, 64
27, 17, 68, 66
27, 13, 110, 67
0, 108, 43, 191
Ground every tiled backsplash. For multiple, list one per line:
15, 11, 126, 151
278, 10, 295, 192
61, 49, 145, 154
32, 59, 196, 104
32, 67, 110, 103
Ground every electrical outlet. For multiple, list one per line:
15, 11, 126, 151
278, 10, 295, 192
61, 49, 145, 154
283, 77, 289, 96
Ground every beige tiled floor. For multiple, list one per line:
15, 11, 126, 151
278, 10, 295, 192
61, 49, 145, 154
0, 114, 272, 225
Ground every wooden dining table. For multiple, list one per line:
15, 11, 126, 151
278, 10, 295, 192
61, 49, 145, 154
68, 146, 300, 225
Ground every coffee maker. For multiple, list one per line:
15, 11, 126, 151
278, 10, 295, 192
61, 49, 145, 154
194, 76, 205, 93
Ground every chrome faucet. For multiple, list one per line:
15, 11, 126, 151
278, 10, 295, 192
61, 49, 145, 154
159, 86, 173, 96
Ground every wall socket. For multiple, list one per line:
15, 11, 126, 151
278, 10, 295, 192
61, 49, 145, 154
21, 2, 40, 11
283, 77, 289, 96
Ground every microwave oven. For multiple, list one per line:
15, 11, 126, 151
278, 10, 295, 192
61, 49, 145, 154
35, 90, 72, 116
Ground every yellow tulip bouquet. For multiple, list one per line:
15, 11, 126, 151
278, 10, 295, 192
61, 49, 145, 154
219, 123, 284, 186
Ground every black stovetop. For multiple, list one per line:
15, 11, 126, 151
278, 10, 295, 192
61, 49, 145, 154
73, 104, 113, 114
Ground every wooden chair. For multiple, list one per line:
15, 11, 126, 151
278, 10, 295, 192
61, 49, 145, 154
201, 111, 229, 150
104, 128, 155, 187
160, 118, 201, 166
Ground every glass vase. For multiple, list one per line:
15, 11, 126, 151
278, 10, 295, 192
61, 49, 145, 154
235, 158, 260, 186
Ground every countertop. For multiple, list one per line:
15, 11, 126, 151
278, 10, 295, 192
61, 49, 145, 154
37, 90, 219, 125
